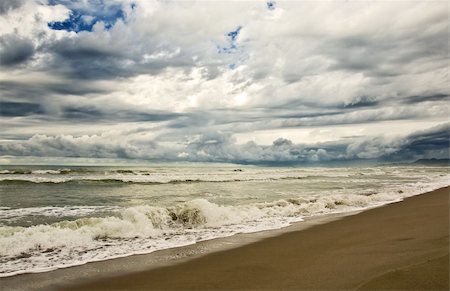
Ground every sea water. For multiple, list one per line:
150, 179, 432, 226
0, 164, 448, 277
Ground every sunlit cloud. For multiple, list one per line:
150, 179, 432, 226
0, 0, 448, 165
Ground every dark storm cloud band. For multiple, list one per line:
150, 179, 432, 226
0, 80, 109, 98
62, 107, 183, 122
0, 100, 182, 122
0, 123, 448, 165
0, 102, 44, 117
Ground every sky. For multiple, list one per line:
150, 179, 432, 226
0, 0, 448, 165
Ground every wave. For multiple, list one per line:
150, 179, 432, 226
0, 174, 353, 185
0, 206, 120, 222
0, 188, 416, 277
0, 168, 176, 176
0, 178, 150, 185
0, 169, 73, 175
2, 165, 442, 185
1, 168, 448, 277
0, 176, 303, 185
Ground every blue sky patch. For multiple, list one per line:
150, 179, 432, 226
217, 26, 248, 70
227, 26, 242, 42
47, 0, 127, 32
217, 26, 242, 54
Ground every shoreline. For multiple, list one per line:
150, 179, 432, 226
1, 187, 448, 290
0, 206, 354, 290
68, 186, 449, 290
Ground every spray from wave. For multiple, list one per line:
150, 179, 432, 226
0, 166, 448, 277
0, 184, 442, 277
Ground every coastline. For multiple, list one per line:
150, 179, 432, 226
0, 209, 350, 291
67, 186, 449, 290
1, 187, 448, 290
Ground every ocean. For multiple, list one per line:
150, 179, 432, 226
0, 164, 448, 277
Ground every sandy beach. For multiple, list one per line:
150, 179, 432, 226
62, 186, 449, 290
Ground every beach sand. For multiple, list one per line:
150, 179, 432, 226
66, 187, 449, 290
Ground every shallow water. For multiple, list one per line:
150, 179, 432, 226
0, 164, 448, 277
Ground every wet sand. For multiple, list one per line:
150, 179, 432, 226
68, 187, 449, 290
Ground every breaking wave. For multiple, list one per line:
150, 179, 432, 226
2, 166, 436, 185
0, 206, 121, 222
0, 175, 316, 185
1, 183, 443, 277
1, 165, 448, 277
0, 169, 73, 175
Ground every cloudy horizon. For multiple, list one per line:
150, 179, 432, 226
0, 0, 448, 166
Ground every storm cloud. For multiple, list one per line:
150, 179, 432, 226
1, 123, 448, 165
0, 34, 34, 66
0, 0, 448, 165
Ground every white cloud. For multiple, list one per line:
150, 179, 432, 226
0, 0, 448, 164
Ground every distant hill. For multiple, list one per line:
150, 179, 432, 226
412, 158, 450, 165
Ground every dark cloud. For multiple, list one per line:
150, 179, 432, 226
44, 35, 197, 80
0, 1, 448, 165
325, 37, 390, 74
0, 124, 448, 165
0, 102, 44, 117
52, 41, 120, 59
62, 106, 183, 122
0, 101, 183, 124
163, 101, 447, 138
181, 124, 450, 165
271, 96, 381, 113
0, 0, 23, 15
47, 39, 128, 79
0, 97, 182, 126
343, 96, 379, 108
403, 94, 449, 104
0, 133, 164, 160
322, 12, 447, 78
389, 123, 450, 161
182, 132, 342, 165
272, 110, 343, 119
0, 134, 134, 159
0, 34, 34, 66
51, 56, 129, 80
272, 138, 292, 147
62, 107, 102, 120
0, 80, 109, 100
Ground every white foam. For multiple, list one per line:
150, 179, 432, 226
0, 166, 449, 277
0, 200, 304, 276
0, 206, 120, 221
0, 167, 354, 184
3, 180, 448, 277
